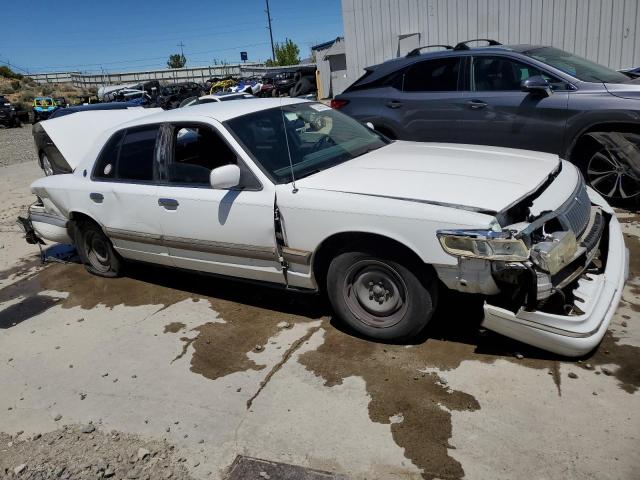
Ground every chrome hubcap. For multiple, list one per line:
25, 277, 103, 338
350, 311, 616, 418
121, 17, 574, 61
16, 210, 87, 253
587, 149, 640, 199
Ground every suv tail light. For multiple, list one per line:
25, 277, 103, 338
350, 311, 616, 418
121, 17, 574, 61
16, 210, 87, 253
330, 99, 349, 109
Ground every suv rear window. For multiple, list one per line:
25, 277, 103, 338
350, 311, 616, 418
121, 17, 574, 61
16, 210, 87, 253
402, 57, 460, 92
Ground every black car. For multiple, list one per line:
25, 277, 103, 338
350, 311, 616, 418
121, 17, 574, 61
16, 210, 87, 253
0, 95, 22, 128
333, 40, 640, 202
157, 82, 204, 109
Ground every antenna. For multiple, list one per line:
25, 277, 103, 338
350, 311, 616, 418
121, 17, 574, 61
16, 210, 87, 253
279, 98, 298, 193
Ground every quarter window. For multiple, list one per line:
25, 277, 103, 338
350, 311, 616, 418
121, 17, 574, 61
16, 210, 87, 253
93, 130, 124, 180
402, 57, 461, 92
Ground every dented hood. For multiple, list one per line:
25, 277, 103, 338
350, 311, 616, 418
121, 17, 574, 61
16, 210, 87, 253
39, 108, 163, 170
296, 142, 560, 213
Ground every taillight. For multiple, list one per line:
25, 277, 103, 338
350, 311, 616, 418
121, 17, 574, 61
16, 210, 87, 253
330, 99, 349, 109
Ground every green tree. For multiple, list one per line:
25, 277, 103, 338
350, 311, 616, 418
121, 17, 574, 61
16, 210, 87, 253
273, 39, 300, 66
167, 53, 187, 69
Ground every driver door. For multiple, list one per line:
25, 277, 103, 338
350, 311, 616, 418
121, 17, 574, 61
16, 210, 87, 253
457, 55, 570, 153
154, 122, 283, 284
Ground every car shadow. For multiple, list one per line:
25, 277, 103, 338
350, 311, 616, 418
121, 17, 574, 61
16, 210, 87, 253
120, 262, 563, 361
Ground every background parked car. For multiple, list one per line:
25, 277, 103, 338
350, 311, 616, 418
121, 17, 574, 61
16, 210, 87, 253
157, 82, 204, 109
178, 92, 254, 108
30, 96, 59, 123
0, 95, 22, 128
333, 40, 640, 203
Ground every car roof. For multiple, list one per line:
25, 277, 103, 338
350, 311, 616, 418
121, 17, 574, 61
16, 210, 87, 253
121, 97, 309, 126
356, 43, 547, 87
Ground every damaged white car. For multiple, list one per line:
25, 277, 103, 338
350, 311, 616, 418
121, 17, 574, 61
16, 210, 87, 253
20, 98, 628, 356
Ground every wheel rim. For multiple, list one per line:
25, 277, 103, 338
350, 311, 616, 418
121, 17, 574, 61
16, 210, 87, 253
41, 155, 53, 176
587, 149, 640, 200
84, 230, 111, 273
343, 259, 408, 329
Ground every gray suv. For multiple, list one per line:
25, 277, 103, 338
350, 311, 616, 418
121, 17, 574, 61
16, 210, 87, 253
333, 40, 640, 202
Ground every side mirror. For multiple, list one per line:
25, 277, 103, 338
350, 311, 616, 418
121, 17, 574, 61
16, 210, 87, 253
210, 164, 241, 189
521, 75, 552, 97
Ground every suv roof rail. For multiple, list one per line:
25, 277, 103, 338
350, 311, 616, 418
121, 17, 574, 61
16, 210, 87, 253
406, 44, 454, 57
454, 39, 502, 50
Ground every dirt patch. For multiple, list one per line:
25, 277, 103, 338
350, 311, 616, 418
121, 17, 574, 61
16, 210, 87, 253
624, 234, 640, 277
187, 301, 321, 381
0, 255, 42, 282
163, 322, 186, 334
0, 424, 194, 479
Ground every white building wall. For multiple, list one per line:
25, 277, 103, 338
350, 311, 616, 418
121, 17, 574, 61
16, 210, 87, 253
341, 0, 640, 85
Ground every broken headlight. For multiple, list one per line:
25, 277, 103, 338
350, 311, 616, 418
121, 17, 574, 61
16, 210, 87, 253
530, 231, 577, 275
437, 225, 529, 262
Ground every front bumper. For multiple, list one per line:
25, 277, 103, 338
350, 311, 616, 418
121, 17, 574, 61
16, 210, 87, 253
482, 215, 629, 357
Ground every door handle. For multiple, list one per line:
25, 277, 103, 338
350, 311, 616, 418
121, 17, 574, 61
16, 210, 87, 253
89, 192, 104, 203
467, 100, 488, 109
158, 198, 179, 210
386, 100, 403, 109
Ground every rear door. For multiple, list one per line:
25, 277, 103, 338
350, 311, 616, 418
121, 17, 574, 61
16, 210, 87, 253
154, 122, 282, 284
87, 124, 172, 266
383, 56, 463, 142
457, 55, 570, 153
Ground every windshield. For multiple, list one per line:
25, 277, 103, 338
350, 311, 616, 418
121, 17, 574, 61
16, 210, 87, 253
524, 47, 630, 83
225, 103, 389, 184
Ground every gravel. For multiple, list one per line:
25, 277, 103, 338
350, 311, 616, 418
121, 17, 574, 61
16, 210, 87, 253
0, 125, 38, 168
0, 425, 195, 479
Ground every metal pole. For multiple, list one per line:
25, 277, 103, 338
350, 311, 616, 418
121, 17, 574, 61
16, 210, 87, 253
265, 0, 275, 62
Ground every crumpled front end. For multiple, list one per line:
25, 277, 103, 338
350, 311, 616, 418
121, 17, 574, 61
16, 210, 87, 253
436, 161, 629, 356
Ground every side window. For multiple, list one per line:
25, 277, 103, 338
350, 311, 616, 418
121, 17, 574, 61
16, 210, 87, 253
93, 130, 124, 180
117, 126, 160, 182
402, 57, 460, 92
168, 125, 238, 186
473, 56, 568, 91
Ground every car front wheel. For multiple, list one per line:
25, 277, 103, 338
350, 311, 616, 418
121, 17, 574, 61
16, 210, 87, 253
327, 251, 437, 341
75, 220, 122, 278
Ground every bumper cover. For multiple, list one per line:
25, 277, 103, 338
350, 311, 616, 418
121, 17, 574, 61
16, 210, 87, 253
20, 205, 71, 245
483, 215, 629, 357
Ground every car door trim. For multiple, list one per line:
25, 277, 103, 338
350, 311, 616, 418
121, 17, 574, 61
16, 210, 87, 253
163, 236, 276, 260
282, 247, 312, 266
105, 227, 278, 261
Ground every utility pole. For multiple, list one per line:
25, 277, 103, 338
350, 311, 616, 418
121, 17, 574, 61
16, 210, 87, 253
265, 0, 275, 62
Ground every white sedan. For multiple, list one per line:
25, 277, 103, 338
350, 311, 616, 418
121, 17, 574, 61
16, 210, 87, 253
22, 98, 628, 356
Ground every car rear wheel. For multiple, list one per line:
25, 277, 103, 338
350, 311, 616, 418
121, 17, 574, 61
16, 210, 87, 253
75, 220, 122, 278
584, 146, 640, 201
327, 251, 436, 340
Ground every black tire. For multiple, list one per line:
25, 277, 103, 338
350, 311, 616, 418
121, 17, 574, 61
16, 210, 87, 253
327, 251, 437, 341
578, 141, 640, 202
29, 111, 36, 124
75, 220, 122, 278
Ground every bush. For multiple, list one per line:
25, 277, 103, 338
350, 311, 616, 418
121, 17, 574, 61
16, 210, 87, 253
0, 65, 23, 79
10, 79, 20, 91
41, 84, 54, 95
21, 89, 36, 102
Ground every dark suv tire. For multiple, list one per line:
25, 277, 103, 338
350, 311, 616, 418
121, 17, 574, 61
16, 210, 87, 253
327, 250, 437, 340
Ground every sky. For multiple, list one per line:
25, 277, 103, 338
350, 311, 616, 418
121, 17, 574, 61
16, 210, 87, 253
1, 0, 343, 74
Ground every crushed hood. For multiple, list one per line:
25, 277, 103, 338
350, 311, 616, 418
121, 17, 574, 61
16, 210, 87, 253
39, 108, 163, 171
295, 142, 560, 213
